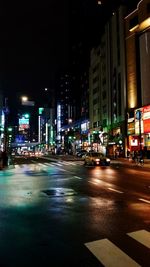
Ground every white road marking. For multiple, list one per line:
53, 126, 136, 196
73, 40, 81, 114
66, 162, 76, 165
85, 238, 140, 267
108, 187, 124, 194
42, 162, 54, 166
16, 163, 72, 173
139, 198, 150, 204
127, 230, 150, 249
60, 161, 71, 165
42, 162, 62, 167
88, 181, 98, 185
74, 176, 82, 180
51, 162, 63, 166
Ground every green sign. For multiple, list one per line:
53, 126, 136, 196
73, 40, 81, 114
39, 107, 44, 115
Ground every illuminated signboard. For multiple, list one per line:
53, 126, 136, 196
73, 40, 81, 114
143, 105, 150, 133
19, 118, 29, 131
135, 105, 150, 134
39, 107, 44, 115
127, 118, 135, 135
135, 108, 143, 134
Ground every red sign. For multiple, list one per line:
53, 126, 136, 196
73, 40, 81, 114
135, 105, 150, 134
143, 118, 150, 133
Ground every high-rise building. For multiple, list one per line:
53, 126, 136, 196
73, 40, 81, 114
125, 0, 150, 157
56, 72, 75, 127
89, 6, 127, 156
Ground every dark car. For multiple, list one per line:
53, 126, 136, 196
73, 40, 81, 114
84, 152, 110, 166
76, 149, 87, 158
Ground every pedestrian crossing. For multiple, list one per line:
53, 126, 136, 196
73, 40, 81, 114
14, 160, 84, 170
127, 229, 150, 249
85, 229, 150, 267
37, 160, 83, 167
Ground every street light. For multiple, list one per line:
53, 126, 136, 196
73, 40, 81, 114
21, 96, 28, 102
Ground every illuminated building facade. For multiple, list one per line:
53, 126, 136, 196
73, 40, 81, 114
38, 107, 55, 151
125, 0, 150, 157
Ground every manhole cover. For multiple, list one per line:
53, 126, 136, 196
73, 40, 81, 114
42, 188, 76, 197
25, 170, 48, 176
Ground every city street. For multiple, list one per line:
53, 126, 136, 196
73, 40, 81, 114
1, 1, 149, 266
0, 156, 150, 267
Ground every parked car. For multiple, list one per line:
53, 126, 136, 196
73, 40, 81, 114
84, 152, 110, 166
76, 149, 87, 158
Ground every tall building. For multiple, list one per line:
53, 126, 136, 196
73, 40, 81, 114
89, 6, 127, 157
56, 72, 75, 127
0, 91, 5, 151
125, 0, 150, 157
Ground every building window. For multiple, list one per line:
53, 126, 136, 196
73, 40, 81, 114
118, 73, 121, 116
103, 119, 107, 127
103, 105, 107, 114
93, 87, 98, 94
93, 98, 98, 105
93, 121, 101, 128
102, 90, 106, 99
102, 78, 106, 85
93, 110, 97, 116
93, 64, 99, 73
147, 3, 150, 13
93, 76, 98, 84
116, 10, 120, 66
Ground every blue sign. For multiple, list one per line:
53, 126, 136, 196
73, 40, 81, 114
135, 110, 141, 120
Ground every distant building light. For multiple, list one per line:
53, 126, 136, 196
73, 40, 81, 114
97, 1, 102, 5
22, 96, 28, 102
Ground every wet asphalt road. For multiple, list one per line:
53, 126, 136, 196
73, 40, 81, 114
0, 156, 150, 267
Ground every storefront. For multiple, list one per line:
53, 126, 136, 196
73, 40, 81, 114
127, 105, 150, 158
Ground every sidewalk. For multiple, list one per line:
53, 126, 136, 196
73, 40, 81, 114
111, 157, 150, 168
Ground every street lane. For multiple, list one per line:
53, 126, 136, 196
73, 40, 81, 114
0, 157, 150, 266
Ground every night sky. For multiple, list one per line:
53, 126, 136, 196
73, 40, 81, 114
0, 0, 139, 98
0, 0, 69, 97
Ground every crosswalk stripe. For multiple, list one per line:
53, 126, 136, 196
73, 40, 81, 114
127, 229, 150, 249
60, 161, 71, 165
66, 162, 76, 165
74, 176, 82, 179
108, 187, 124, 194
139, 198, 150, 204
40, 162, 59, 167
51, 162, 63, 166
42, 162, 54, 166
43, 161, 82, 167
85, 238, 140, 267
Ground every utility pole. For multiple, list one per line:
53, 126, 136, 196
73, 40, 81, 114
3, 98, 9, 152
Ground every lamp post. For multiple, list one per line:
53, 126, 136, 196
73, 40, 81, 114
21, 96, 28, 102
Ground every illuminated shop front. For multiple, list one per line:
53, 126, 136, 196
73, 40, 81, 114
127, 105, 150, 157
